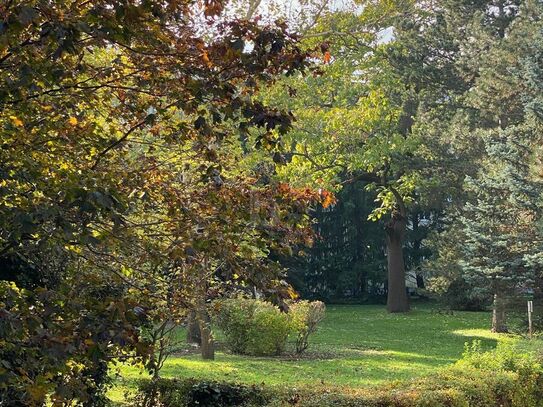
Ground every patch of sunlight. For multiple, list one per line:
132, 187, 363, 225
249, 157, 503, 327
358, 349, 388, 356
345, 355, 431, 371
161, 357, 239, 375
451, 329, 517, 344
452, 328, 499, 339
386, 350, 455, 363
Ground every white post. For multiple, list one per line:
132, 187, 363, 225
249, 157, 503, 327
527, 300, 533, 339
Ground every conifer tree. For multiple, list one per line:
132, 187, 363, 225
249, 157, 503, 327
458, 130, 542, 332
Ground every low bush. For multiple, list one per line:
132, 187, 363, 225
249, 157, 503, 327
135, 340, 543, 406
214, 299, 257, 354
214, 298, 291, 356
246, 304, 291, 356
289, 300, 326, 354
134, 378, 268, 407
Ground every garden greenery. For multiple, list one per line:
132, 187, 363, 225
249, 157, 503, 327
213, 298, 325, 356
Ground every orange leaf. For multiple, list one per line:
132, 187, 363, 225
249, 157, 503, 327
320, 190, 336, 208
202, 50, 212, 67
323, 51, 331, 64
10, 116, 23, 127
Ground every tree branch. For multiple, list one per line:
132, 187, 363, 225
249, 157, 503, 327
389, 186, 407, 217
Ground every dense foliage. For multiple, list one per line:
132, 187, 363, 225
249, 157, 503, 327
259, 0, 543, 324
214, 298, 292, 356
2, 0, 543, 404
288, 300, 325, 354
0, 0, 322, 403
136, 378, 267, 407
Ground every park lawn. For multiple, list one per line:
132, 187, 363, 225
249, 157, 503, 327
109, 303, 517, 404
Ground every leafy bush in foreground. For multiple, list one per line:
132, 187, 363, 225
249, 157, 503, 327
134, 379, 268, 407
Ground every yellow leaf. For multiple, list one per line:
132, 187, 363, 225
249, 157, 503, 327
68, 117, 78, 126
10, 116, 23, 127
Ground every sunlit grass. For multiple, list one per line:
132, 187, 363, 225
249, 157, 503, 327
110, 302, 517, 404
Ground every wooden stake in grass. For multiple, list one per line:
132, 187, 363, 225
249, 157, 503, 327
527, 300, 533, 339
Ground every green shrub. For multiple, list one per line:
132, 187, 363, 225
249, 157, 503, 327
246, 303, 291, 356
289, 300, 326, 354
455, 340, 543, 406
214, 299, 257, 354
214, 298, 291, 356
134, 378, 268, 407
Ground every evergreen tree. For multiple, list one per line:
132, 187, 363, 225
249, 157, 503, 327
286, 181, 387, 302
458, 130, 542, 332
424, 0, 543, 328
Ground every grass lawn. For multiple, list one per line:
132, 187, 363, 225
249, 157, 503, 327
110, 302, 516, 403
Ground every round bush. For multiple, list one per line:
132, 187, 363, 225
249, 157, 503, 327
214, 298, 292, 356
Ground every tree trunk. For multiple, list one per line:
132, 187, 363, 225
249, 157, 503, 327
186, 310, 201, 345
491, 292, 508, 333
415, 274, 425, 290
385, 191, 410, 313
386, 228, 410, 313
197, 309, 215, 360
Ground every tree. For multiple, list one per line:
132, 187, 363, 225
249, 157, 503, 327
0, 0, 316, 403
285, 180, 388, 302
421, 0, 543, 328
458, 130, 542, 332
260, 1, 453, 312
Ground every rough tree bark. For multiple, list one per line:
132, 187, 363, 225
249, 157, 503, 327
491, 292, 508, 333
383, 94, 418, 312
194, 258, 214, 359
385, 189, 410, 313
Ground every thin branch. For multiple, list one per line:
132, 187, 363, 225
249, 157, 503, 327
91, 119, 148, 169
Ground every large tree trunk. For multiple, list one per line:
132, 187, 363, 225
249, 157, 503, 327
386, 225, 410, 312
384, 94, 417, 312
385, 190, 410, 313
491, 292, 508, 333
